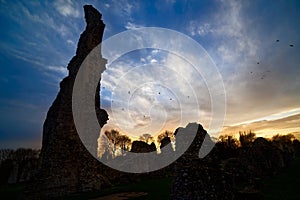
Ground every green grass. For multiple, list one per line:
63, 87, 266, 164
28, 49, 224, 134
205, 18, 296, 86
64, 177, 173, 200
261, 157, 300, 200
0, 177, 173, 200
3, 157, 299, 200
0, 183, 25, 200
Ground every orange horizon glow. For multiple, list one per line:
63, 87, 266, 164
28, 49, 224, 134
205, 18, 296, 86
100, 108, 300, 142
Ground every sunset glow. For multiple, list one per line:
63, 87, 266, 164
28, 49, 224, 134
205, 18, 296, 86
0, 0, 299, 148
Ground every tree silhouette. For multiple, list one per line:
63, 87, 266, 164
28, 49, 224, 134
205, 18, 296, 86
139, 133, 154, 144
217, 135, 239, 159
104, 129, 131, 157
272, 134, 295, 143
239, 131, 256, 147
118, 134, 131, 155
218, 135, 238, 149
0, 148, 40, 184
271, 134, 295, 155
157, 130, 174, 144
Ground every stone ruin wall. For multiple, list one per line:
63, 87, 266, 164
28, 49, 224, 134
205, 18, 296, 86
24, 5, 115, 198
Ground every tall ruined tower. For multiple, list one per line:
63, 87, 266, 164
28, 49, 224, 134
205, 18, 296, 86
25, 5, 111, 198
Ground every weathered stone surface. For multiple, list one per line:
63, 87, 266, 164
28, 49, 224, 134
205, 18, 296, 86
171, 124, 234, 200
23, 5, 114, 198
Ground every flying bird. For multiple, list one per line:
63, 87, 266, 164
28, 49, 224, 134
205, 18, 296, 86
260, 74, 266, 79
257, 62, 260, 65
276, 39, 279, 42
158, 92, 160, 95
128, 91, 130, 94
290, 44, 294, 47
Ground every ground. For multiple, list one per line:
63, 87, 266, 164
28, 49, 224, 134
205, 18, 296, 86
1, 158, 300, 199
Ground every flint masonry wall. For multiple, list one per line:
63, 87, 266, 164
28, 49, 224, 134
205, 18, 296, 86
24, 5, 115, 198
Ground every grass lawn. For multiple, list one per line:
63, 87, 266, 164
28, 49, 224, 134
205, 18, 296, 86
0, 177, 173, 200
261, 157, 300, 200
0, 183, 25, 200
2, 157, 299, 199
64, 177, 173, 200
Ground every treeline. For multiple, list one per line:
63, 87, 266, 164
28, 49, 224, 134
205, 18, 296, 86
218, 131, 297, 148
99, 129, 175, 158
99, 128, 300, 160
0, 148, 40, 185
216, 131, 299, 158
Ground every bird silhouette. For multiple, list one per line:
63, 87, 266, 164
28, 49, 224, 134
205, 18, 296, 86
290, 44, 294, 47
257, 62, 260, 65
276, 39, 279, 42
128, 91, 130, 94
158, 92, 160, 95
260, 74, 266, 79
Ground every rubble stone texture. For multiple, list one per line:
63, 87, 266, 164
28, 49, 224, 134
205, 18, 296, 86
24, 5, 113, 198
171, 124, 234, 200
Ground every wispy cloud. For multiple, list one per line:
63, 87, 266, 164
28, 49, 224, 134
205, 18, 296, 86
222, 112, 300, 138
46, 65, 68, 75
54, 0, 80, 18
125, 22, 144, 30
188, 22, 214, 36
0, 0, 80, 82
184, 0, 300, 127
101, 47, 213, 137
188, 0, 259, 65
109, 0, 139, 18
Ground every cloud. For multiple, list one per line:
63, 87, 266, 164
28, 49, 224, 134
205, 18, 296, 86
100, 47, 214, 137
222, 112, 300, 138
66, 39, 75, 46
125, 22, 144, 30
188, 22, 214, 36
0, 0, 82, 84
46, 65, 68, 75
184, 0, 300, 127
207, 1, 258, 65
186, 0, 259, 68
108, 0, 139, 18
54, 0, 80, 18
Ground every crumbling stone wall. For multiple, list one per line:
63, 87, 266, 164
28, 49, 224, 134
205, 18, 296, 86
171, 127, 295, 199
171, 124, 234, 200
24, 5, 114, 198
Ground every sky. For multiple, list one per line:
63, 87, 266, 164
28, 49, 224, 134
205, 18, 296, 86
0, 0, 300, 148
